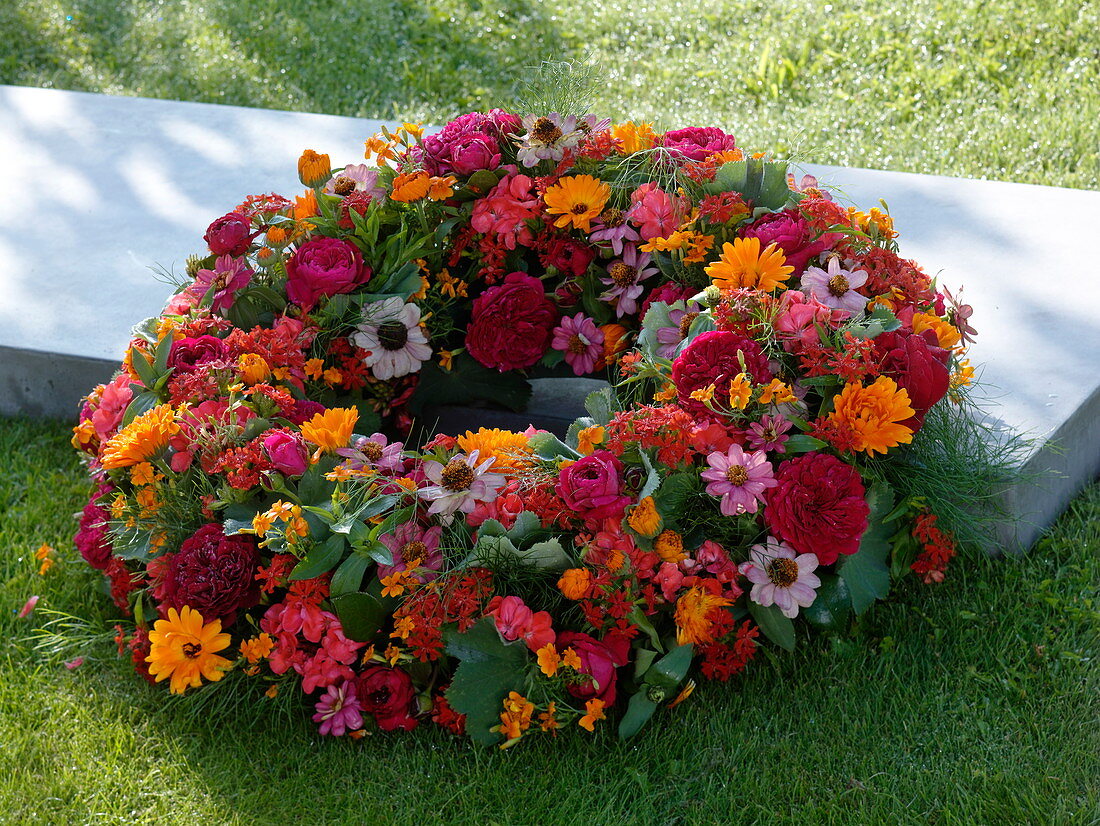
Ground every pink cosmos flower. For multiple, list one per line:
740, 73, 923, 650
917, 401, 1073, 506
191, 255, 253, 313
700, 445, 777, 516
551, 313, 604, 375
629, 182, 685, 240
323, 164, 386, 201
599, 244, 658, 317
419, 450, 507, 521
745, 414, 794, 453
800, 257, 870, 316
469, 169, 540, 250
337, 433, 406, 474
377, 522, 444, 582
739, 537, 820, 619
588, 205, 641, 255
654, 299, 705, 359
313, 680, 364, 737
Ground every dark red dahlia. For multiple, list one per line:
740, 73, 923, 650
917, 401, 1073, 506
672, 330, 771, 419
764, 453, 869, 565
160, 523, 260, 623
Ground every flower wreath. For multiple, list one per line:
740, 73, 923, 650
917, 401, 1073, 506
72, 106, 979, 746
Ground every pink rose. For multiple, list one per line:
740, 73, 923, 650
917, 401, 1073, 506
742, 209, 836, 274
773, 290, 844, 353
555, 450, 632, 523
555, 631, 631, 705
167, 335, 228, 373
91, 373, 133, 443
204, 212, 255, 256
466, 272, 560, 371
263, 430, 310, 476
285, 238, 369, 311
658, 126, 737, 162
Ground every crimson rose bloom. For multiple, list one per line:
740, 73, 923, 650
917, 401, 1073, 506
285, 237, 368, 311
673, 330, 772, 419
556, 631, 631, 705
160, 523, 260, 622
74, 489, 113, 570
204, 212, 255, 256
555, 450, 633, 524
659, 126, 737, 162
764, 453, 869, 565
263, 429, 310, 476
873, 329, 950, 431
357, 666, 418, 731
742, 208, 833, 274
541, 238, 596, 278
466, 272, 560, 371
167, 335, 228, 372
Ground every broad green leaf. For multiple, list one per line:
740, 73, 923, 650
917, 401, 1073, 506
120, 390, 160, 428
783, 434, 828, 453
618, 692, 659, 740
837, 482, 896, 614
520, 539, 572, 570
290, 534, 346, 580
329, 591, 387, 642
801, 573, 852, 632
643, 643, 695, 689
748, 602, 796, 651
444, 618, 529, 747
128, 346, 158, 388
583, 387, 615, 426
527, 432, 579, 461
329, 554, 371, 597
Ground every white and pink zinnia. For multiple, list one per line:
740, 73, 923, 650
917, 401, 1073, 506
740, 537, 821, 619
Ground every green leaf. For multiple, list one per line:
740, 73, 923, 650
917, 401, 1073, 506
527, 432, 579, 461
652, 472, 698, 529
329, 591, 387, 642
128, 346, 158, 388
783, 434, 828, 453
618, 692, 659, 740
837, 482, 896, 614
290, 534, 346, 580
296, 456, 339, 506
444, 618, 529, 746
329, 554, 370, 597
758, 160, 792, 210
409, 354, 533, 414
519, 539, 572, 570
584, 387, 615, 426
802, 573, 852, 632
643, 643, 695, 689
120, 390, 160, 428
221, 518, 255, 537
629, 606, 664, 654
748, 602, 796, 651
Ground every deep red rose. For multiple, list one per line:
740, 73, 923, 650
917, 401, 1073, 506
160, 523, 260, 623
167, 335, 228, 372
74, 488, 113, 570
658, 126, 737, 162
742, 209, 833, 274
204, 212, 256, 257
357, 666, 419, 731
873, 329, 950, 431
287, 399, 327, 425
285, 237, 368, 311
555, 450, 633, 524
466, 272, 560, 371
672, 330, 772, 419
639, 282, 698, 319
541, 238, 596, 278
764, 453, 869, 565
556, 631, 631, 705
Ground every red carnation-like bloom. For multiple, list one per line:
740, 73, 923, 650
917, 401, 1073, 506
160, 523, 260, 623
764, 453, 869, 565
672, 330, 771, 419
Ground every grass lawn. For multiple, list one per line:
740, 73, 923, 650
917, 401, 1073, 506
2, 1, 1098, 823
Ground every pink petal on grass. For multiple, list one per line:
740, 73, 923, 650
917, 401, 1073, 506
18, 595, 39, 618
64, 657, 85, 670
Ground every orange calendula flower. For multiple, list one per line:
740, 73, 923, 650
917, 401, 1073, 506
828, 376, 915, 455
456, 427, 533, 472
100, 404, 180, 469
654, 529, 687, 564
557, 568, 593, 601
576, 425, 606, 456
300, 408, 358, 455
297, 149, 331, 188
238, 353, 271, 385
146, 606, 233, 694
611, 121, 657, 154
292, 189, 318, 221
674, 586, 733, 645
706, 237, 794, 293
627, 496, 661, 537
239, 633, 275, 664
579, 698, 606, 732
391, 171, 432, 202
728, 372, 753, 409
543, 175, 611, 233
596, 323, 629, 369
537, 643, 562, 677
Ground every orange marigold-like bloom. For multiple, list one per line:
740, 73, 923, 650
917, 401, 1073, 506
100, 404, 180, 469
627, 496, 661, 537
728, 372, 753, 409
292, 189, 318, 221
595, 323, 629, 370
536, 643, 561, 677
298, 149, 331, 188
758, 378, 796, 405
538, 701, 560, 733
238, 353, 271, 385
912, 311, 962, 350
557, 568, 593, 600
705, 237, 794, 293
654, 529, 687, 563
611, 121, 657, 154
391, 171, 432, 202
576, 425, 606, 456
828, 376, 915, 455
492, 691, 535, 745
543, 175, 611, 233
579, 698, 606, 732
428, 175, 457, 200
674, 586, 733, 645
456, 428, 532, 472
300, 407, 358, 454
146, 606, 233, 694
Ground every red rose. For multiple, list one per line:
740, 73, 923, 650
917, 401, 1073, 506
357, 666, 419, 731
742, 209, 833, 274
74, 488, 113, 570
160, 523, 260, 623
466, 272, 560, 371
204, 212, 256, 257
167, 335, 229, 373
285, 238, 369, 311
556, 631, 631, 705
764, 453, 869, 565
873, 329, 950, 431
555, 450, 633, 524
541, 238, 596, 278
672, 330, 771, 419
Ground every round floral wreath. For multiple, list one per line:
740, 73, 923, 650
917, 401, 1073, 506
72, 107, 976, 746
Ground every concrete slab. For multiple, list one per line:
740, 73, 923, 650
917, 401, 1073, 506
1, 85, 1096, 550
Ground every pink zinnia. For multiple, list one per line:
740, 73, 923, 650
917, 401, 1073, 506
745, 414, 794, 453
588, 205, 641, 255
700, 444, 777, 516
313, 680, 364, 737
377, 522, 443, 582
551, 313, 604, 375
192, 254, 253, 313
739, 537, 820, 619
